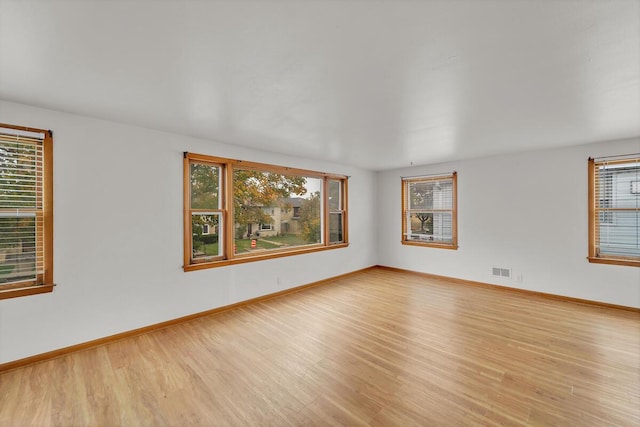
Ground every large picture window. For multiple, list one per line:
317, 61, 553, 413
402, 172, 457, 249
588, 155, 639, 267
0, 123, 54, 299
184, 153, 348, 271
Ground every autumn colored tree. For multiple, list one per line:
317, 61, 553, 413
233, 170, 307, 238
189, 163, 219, 209
299, 191, 321, 243
189, 165, 309, 239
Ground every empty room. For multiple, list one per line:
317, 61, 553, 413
1, 1, 639, 425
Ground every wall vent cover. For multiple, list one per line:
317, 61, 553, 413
492, 267, 511, 278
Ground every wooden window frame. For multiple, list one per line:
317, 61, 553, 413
588, 157, 640, 267
0, 123, 54, 300
327, 178, 347, 245
401, 172, 458, 250
183, 153, 348, 271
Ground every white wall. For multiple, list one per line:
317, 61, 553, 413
0, 100, 378, 364
378, 138, 640, 308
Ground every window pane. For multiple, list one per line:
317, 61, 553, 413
408, 181, 433, 210
329, 212, 343, 243
433, 212, 453, 242
190, 163, 220, 209
408, 179, 453, 210
233, 170, 322, 254
598, 210, 640, 258
598, 165, 639, 209
435, 181, 453, 210
328, 180, 341, 211
0, 139, 40, 209
192, 213, 221, 261
406, 211, 453, 243
0, 216, 36, 284
407, 212, 433, 240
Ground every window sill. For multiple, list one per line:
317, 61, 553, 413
402, 240, 458, 250
0, 283, 54, 300
587, 256, 640, 267
184, 242, 349, 271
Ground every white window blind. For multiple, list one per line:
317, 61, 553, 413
0, 128, 46, 287
591, 155, 640, 262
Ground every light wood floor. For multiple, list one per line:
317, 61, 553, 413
1, 268, 639, 426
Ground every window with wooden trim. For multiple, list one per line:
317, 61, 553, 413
588, 155, 639, 267
402, 172, 457, 249
328, 179, 345, 244
0, 123, 54, 300
184, 153, 348, 271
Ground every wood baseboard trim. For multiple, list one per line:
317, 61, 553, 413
375, 265, 640, 313
0, 266, 376, 373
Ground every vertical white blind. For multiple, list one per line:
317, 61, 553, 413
0, 129, 45, 286
593, 155, 640, 259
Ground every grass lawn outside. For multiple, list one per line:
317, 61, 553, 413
234, 234, 310, 254
261, 233, 308, 246
194, 234, 313, 256
234, 238, 278, 253
194, 241, 220, 257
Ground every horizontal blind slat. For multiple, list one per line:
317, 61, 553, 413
0, 131, 45, 286
593, 157, 640, 259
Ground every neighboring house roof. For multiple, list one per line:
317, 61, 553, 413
281, 197, 304, 208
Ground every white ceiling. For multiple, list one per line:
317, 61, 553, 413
1, 1, 639, 170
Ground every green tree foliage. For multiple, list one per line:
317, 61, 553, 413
299, 191, 321, 243
192, 214, 219, 239
1, 142, 36, 247
0, 141, 37, 208
233, 170, 307, 238
190, 164, 219, 209
192, 214, 219, 257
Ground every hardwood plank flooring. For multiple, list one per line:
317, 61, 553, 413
1, 267, 638, 426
